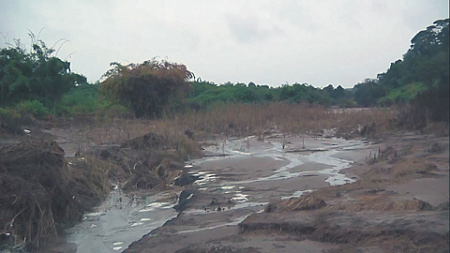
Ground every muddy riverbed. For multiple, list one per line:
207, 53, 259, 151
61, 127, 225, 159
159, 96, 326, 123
55, 131, 448, 253
62, 135, 370, 252
119, 135, 374, 253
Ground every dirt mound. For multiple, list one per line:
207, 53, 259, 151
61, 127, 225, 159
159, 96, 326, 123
0, 141, 109, 251
400, 199, 433, 211
265, 195, 326, 212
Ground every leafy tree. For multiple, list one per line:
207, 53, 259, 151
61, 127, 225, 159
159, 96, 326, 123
322, 84, 352, 106
353, 18, 449, 121
353, 79, 386, 107
0, 35, 86, 108
189, 80, 217, 97
57, 82, 100, 115
278, 83, 329, 104
99, 59, 194, 118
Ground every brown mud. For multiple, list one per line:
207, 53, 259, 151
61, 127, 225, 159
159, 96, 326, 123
1, 119, 448, 253
125, 132, 449, 253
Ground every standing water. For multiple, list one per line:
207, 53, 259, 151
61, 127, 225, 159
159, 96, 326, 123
66, 188, 177, 252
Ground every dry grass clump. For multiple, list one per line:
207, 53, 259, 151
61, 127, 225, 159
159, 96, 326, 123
122, 158, 183, 191
88, 131, 202, 192
0, 141, 75, 250
0, 141, 111, 251
332, 194, 433, 212
66, 155, 111, 209
389, 158, 438, 179
313, 180, 382, 200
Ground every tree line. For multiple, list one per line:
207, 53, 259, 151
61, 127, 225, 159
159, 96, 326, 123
0, 19, 448, 123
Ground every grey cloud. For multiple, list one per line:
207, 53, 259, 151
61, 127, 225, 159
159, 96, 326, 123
1, 0, 448, 87
226, 14, 284, 43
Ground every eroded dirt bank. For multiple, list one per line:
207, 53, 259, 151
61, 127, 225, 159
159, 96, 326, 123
124, 133, 449, 253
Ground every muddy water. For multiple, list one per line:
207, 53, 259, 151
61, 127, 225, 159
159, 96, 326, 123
67, 135, 368, 252
66, 189, 177, 253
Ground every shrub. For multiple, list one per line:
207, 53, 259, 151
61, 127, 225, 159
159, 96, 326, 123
15, 100, 49, 118
99, 59, 194, 118
58, 84, 99, 116
0, 107, 21, 134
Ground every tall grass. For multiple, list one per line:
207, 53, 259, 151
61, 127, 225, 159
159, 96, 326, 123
171, 103, 396, 138
80, 103, 397, 147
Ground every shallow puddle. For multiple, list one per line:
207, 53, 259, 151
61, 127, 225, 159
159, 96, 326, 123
66, 189, 177, 253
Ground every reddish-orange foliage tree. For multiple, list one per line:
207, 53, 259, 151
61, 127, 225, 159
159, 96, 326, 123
100, 59, 194, 118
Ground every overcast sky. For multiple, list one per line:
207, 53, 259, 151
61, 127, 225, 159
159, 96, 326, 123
1, 0, 448, 88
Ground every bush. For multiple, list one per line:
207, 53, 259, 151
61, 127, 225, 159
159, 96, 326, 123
58, 84, 99, 116
99, 60, 194, 118
0, 107, 22, 134
96, 99, 132, 119
15, 100, 49, 118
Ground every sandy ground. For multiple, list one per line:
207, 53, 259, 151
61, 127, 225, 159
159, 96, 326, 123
124, 132, 449, 253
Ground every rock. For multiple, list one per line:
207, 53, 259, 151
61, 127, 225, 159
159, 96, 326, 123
174, 174, 201, 186
174, 190, 194, 212
264, 203, 277, 213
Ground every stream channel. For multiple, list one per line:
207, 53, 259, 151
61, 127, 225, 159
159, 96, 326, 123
66, 135, 368, 252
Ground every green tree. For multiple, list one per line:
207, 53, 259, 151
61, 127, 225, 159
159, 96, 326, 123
0, 35, 86, 108
375, 19, 449, 121
353, 79, 386, 107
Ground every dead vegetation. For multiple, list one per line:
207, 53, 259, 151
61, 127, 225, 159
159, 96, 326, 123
0, 130, 203, 251
88, 131, 203, 192
0, 141, 110, 251
72, 104, 397, 147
